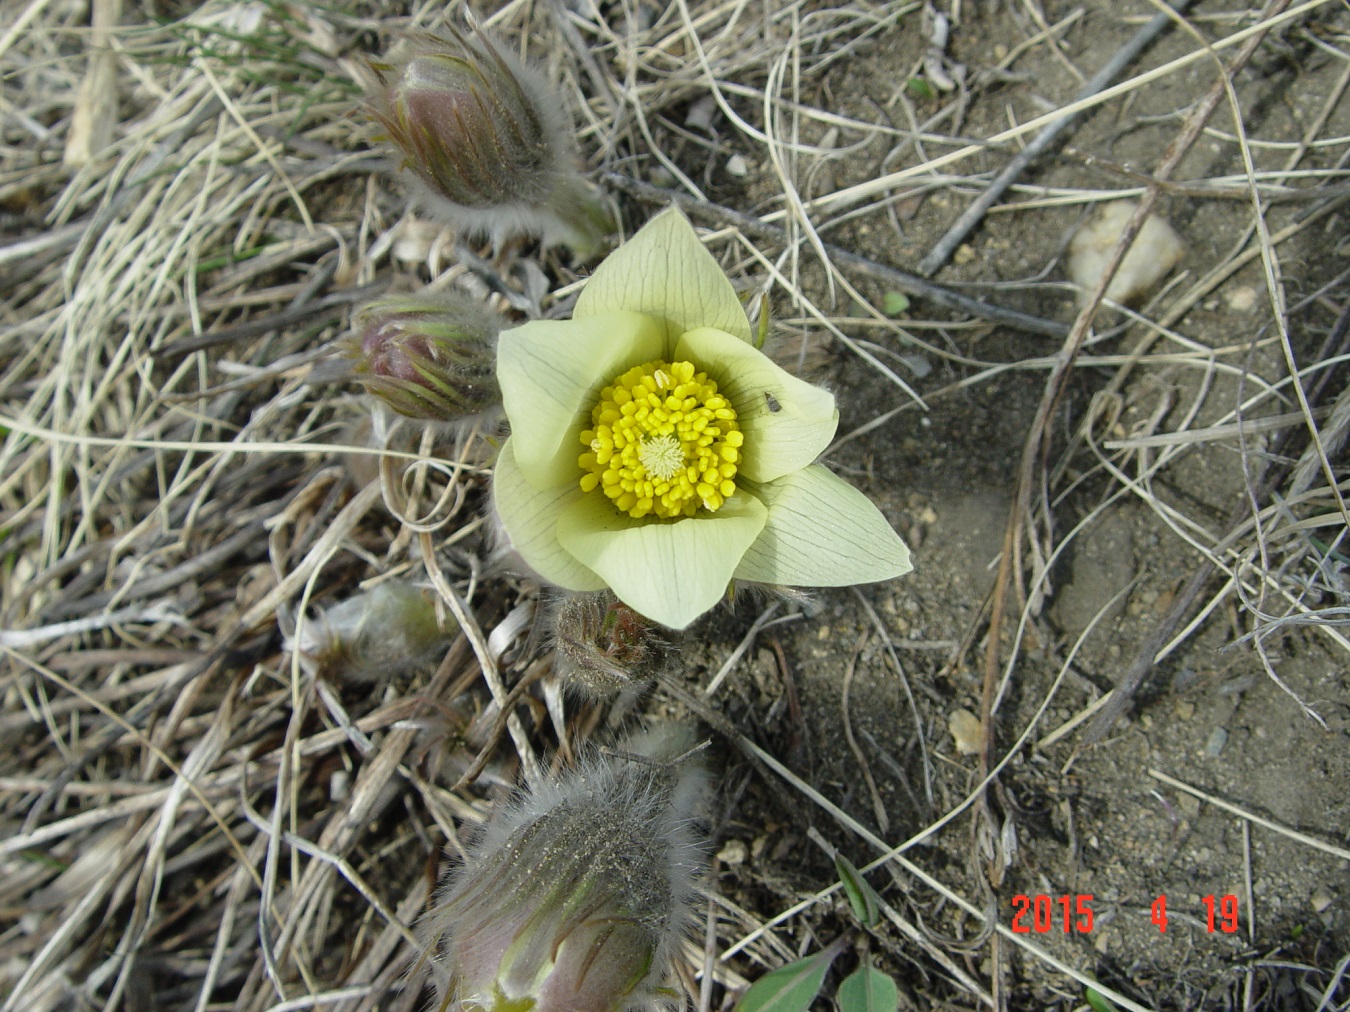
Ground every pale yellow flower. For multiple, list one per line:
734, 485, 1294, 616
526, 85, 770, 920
492, 208, 912, 629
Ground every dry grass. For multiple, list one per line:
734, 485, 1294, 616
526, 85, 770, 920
2, 0, 1348, 1009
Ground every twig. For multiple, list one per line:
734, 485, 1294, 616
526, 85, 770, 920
703, 601, 781, 697
602, 172, 1071, 339
151, 282, 387, 358
0, 600, 186, 648
1242, 819, 1255, 945
1289, 300, 1350, 496
840, 630, 889, 834
1081, 563, 1214, 742
1149, 769, 1350, 861
917, 0, 1198, 275
1061, 147, 1350, 202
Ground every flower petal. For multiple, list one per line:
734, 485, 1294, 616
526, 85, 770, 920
498, 310, 665, 488
675, 327, 838, 483
556, 491, 768, 629
493, 438, 608, 591
573, 207, 753, 344
733, 465, 912, 586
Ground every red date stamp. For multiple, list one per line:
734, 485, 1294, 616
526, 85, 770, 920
1011, 894, 1241, 934
1011, 894, 1095, 934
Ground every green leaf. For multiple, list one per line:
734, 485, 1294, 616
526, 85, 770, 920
881, 291, 910, 316
492, 439, 608, 592
497, 311, 664, 488
735, 945, 842, 1012
1085, 987, 1119, 1012
734, 465, 913, 587
834, 853, 880, 928
837, 965, 899, 1012
907, 77, 935, 100
556, 490, 767, 630
574, 207, 753, 344
674, 327, 837, 484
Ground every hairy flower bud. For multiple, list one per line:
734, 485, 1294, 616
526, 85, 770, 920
367, 28, 615, 257
551, 591, 668, 696
345, 291, 502, 422
292, 580, 451, 682
420, 732, 706, 1012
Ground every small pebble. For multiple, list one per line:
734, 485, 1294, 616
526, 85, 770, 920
1311, 888, 1333, 914
717, 839, 748, 866
1218, 674, 1258, 696
1204, 727, 1229, 757
1175, 700, 1195, 721
1176, 793, 1201, 818
953, 243, 977, 265
1068, 201, 1184, 303
900, 353, 931, 378
726, 154, 749, 177
949, 708, 983, 755
1172, 667, 1199, 691
684, 94, 717, 131
1226, 285, 1258, 313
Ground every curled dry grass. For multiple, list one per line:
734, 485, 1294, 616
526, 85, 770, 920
1, 0, 1348, 1008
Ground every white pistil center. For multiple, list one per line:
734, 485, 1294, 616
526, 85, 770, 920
637, 433, 685, 482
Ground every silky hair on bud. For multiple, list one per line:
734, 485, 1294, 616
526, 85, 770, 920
550, 590, 670, 697
364, 26, 615, 257
418, 731, 707, 1011
289, 581, 450, 683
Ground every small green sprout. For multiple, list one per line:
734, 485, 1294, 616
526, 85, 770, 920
838, 963, 900, 1012
881, 291, 910, 316
906, 77, 936, 100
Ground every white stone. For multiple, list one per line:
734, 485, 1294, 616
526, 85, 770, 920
1068, 201, 1185, 304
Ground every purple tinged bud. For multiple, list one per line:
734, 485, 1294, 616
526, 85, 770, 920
367, 28, 615, 257
421, 733, 706, 1012
344, 291, 502, 422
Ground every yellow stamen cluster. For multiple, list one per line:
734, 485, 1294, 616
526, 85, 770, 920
579, 359, 742, 519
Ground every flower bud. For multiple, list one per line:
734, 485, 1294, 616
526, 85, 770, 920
551, 591, 669, 697
344, 291, 502, 422
366, 28, 615, 256
293, 580, 450, 682
421, 734, 706, 1012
